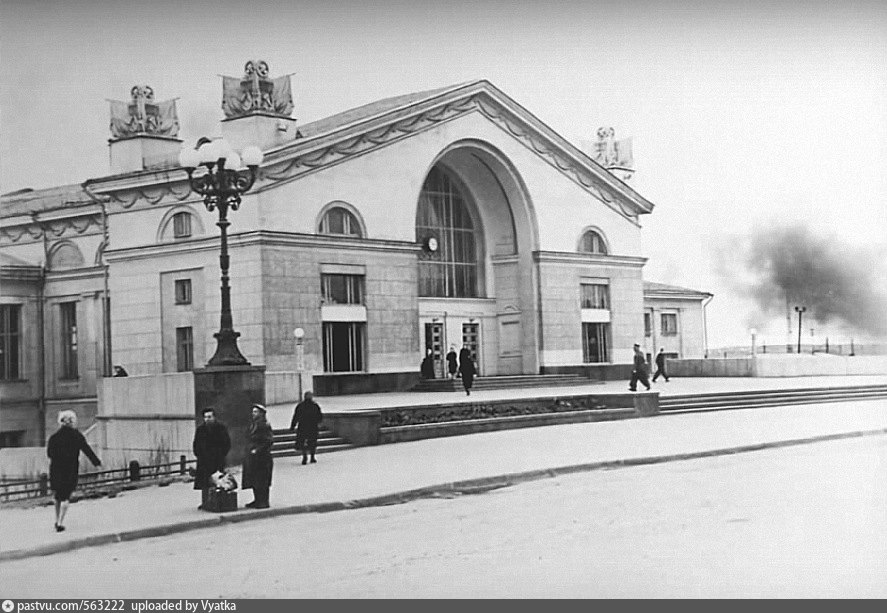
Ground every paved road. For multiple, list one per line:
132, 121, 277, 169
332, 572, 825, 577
3, 434, 884, 598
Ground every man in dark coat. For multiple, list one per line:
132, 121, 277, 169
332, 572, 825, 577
446, 345, 458, 379
242, 404, 274, 509
47, 410, 101, 532
629, 343, 651, 392
290, 391, 323, 465
193, 407, 232, 509
458, 345, 476, 396
652, 348, 670, 383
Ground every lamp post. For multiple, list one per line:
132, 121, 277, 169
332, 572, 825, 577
293, 327, 305, 400
749, 328, 757, 357
794, 306, 806, 355
179, 138, 264, 367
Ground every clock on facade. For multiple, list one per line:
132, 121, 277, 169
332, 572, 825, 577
423, 235, 439, 253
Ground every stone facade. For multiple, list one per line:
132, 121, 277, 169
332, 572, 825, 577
0, 77, 712, 450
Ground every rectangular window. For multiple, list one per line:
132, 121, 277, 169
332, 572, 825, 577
174, 279, 192, 305
644, 312, 652, 337
661, 313, 678, 336
60, 302, 78, 379
176, 326, 194, 371
322, 322, 365, 372
0, 305, 21, 380
582, 322, 610, 363
321, 274, 364, 305
173, 213, 192, 238
580, 283, 610, 309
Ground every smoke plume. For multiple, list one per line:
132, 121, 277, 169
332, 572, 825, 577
716, 223, 887, 338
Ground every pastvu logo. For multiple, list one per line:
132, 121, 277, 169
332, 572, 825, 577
2, 600, 14, 613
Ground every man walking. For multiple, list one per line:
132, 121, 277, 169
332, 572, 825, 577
652, 348, 670, 382
290, 391, 323, 465
458, 345, 476, 396
629, 343, 651, 392
193, 407, 231, 510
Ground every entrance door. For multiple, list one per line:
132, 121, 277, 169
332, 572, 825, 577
424, 322, 445, 378
582, 322, 610, 363
461, 322, 480, 374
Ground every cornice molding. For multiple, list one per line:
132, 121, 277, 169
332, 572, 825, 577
79, 83, 655, 224
0, 213, 103, 246
104, 230, 421, 263
0, 266, 44, 282
644, 290, 712, 301
533, 250, 647, 268
45, 265, 106, 282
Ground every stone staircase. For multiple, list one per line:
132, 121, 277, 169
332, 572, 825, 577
271, 425, 355, 459
658, 384, 887, 414
412, 373, 592, 393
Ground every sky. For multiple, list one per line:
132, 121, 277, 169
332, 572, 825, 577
1, 0, 886, 350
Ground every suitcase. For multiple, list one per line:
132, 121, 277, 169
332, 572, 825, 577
203, 487, 238, 512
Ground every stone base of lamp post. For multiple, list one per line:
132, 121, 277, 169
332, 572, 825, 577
193, 364, 266, 466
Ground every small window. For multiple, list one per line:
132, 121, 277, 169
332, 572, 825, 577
580, 283, 610, 309
0, 305, 22, 380
319, 207, 362, 237
176, 326, 194, 371
174, 279, 192, 305
579, 230, 608, 255
644, 313, 652, 337
661, 313, 678, 336
322, 274, 364, 305
60, 302, 78, 379
173, 213, 192, 239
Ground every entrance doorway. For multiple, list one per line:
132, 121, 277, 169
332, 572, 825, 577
424, 322, 445, 378
582, 322, 610, 363
461, 322, 480, 373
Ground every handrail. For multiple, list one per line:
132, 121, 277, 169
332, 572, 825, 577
0, 455, 197, 503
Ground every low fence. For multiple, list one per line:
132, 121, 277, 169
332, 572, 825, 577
0, 456, 195, 503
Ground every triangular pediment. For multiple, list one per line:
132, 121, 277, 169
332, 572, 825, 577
86, 81, 656, 221
257, 80, 655, 222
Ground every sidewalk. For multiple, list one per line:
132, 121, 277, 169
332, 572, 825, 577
2, 376, 887, 562
264, 374, 887, 427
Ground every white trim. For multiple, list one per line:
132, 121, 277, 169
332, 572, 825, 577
581, 308, 611, 323
321, 304, 367, 322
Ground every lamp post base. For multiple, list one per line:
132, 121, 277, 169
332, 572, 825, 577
193, 364, 266, 466
206, 328, 250, 367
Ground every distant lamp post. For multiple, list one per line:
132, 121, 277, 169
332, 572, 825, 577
293, 327, 305, 399
794, 306, 806, 355
179, 138, 264, 366
749, 328, 757, 357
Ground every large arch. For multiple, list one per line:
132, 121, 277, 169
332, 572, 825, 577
414, 139, 540, 376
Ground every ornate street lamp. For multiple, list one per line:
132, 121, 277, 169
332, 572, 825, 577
179, 138, 264, 367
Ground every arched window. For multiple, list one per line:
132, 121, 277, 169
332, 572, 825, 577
579, 229, 608, 255
172, 212, 192, 239
48, 242, 85, 270
416, 166, 480, 298
318, 206, 362, 237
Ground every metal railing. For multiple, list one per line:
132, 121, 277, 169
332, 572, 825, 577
0, 455, 196, 503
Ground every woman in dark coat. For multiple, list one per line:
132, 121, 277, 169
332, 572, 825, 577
420, 348, 436, 379
446, 346, 458, 380
458, 345, 476, 396
47, 410, 101, 532
290, 391, 323, 465
242, 404, 273, 509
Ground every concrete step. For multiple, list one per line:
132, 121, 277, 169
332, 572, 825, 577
659, 386, 887, 414
413, 374, 590, 392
